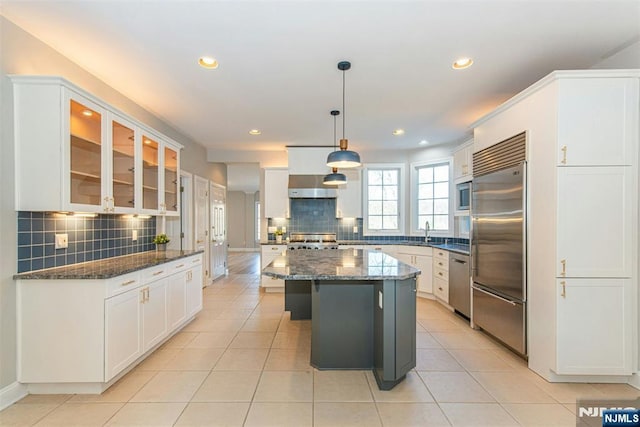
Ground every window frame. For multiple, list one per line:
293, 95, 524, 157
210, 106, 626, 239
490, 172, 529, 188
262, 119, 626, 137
362, 163, 406, 236
410, 158, 453, 237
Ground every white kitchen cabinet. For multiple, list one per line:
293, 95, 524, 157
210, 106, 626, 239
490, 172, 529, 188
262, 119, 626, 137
186, 260, 204, 318
18, 253, 203, 392
472, 70, 639, 380
11, 76, 182, 215
336, 169, 362, 218
396, 246, 433, 295
167, 273, 187, 331
557, 166, 634, 278
261, 245, 287, 291
453, 141, 473, 183
262, 168, 289, 218
432, 249, 449, 303
105, 288, 142, 381
556, 278, 633, 375
141, 279, 169, 350
557, 78, 638, 166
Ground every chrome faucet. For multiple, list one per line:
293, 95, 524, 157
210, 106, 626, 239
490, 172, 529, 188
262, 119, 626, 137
424, 220, 430, 243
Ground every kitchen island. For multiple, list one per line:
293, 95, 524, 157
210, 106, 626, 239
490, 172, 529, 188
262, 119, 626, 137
262, 248, 420, 390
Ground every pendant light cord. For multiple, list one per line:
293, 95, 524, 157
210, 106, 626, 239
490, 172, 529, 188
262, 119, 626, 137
342, 69, 346, 140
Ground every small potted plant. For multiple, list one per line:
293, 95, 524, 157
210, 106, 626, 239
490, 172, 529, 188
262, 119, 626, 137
152, 233, 170, 253
274, 229, 284, 244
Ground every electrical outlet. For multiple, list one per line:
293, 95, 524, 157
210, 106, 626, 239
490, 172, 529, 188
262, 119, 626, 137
132, 230, 138, 241
55, 233, 68, 249
353, 226, 358, 233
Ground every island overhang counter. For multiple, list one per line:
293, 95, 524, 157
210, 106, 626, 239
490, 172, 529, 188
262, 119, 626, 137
262, 248, 421, 390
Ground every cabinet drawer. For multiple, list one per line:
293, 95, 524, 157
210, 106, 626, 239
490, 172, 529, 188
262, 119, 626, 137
107, 271, 141, 297
433, 256, 449, 270
262, 246, 286, 254
142, 265, 169, 282
433, 277, 449, 302
433, 248, 448, 261
169, 259, 189, 273
434, 267, 449, 281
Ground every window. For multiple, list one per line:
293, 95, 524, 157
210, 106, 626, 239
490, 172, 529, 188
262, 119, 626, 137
363, 164, 405, 235
413, 161, 451, 233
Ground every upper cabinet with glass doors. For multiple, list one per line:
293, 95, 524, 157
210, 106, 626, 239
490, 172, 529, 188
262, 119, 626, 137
11, 76, 182, 216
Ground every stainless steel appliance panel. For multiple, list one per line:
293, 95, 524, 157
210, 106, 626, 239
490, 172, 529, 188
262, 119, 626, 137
472, 285, 526, 355
472, 163, 525, 301
449, 253, 470, 318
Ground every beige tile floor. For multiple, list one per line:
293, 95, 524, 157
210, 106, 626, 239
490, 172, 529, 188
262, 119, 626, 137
2, 252, 638, 426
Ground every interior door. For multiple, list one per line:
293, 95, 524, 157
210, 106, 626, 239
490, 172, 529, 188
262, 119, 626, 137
194, 176, 210, 285
210, 183, 227, 279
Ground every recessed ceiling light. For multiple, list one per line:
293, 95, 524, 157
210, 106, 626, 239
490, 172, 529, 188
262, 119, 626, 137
198, 56, 219, 69
248, 129, 261, 135
82, 109, 93, 117
392, 129, 405, 136
452, 57, 473, 70
419, 140, 429, 145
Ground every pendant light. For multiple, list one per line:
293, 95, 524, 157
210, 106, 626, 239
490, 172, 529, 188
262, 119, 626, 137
323, 110, 347, 186
326, 61, 362, 169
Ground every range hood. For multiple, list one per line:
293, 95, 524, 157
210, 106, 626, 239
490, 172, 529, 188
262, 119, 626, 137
288, 175, 337, 198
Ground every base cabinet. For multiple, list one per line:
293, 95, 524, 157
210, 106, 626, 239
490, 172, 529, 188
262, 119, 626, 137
261, 245, 287, 291
556, 278, 633, 375
105, 289, 142, 381
19, 253, 204, 390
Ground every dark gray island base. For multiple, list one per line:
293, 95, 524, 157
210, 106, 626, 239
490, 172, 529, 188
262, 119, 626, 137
263, 249, 420, 390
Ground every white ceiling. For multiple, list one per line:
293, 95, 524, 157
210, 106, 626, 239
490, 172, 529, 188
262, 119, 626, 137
2, 1, 639, 153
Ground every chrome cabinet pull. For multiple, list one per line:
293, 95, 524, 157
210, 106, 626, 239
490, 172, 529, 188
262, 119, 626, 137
560, 259, 566, 277
560, 145, 567, 164
560, 281, 566, 298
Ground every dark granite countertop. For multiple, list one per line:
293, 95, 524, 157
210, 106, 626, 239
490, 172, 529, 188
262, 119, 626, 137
14, 250, 204, 280
262, 248, 420, 281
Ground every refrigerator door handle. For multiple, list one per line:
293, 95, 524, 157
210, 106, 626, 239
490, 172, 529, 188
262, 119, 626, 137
472, 285, 517, 306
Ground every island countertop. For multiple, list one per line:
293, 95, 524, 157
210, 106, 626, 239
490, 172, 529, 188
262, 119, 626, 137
14, 250, 204, 280
262, 248, 420, 281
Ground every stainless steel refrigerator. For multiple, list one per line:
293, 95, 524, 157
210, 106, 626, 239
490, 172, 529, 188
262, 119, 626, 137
471, 162, 527, 356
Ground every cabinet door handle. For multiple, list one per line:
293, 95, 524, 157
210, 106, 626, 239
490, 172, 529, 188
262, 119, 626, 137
121, 279, 136, 286
145, 287, 150, 302
560, 145, 567, 164
140, 288, 146, 303
271, 247, 279, 251
560, 259, 566, 277
560, 281, 566, 298
153, 271, 164, 276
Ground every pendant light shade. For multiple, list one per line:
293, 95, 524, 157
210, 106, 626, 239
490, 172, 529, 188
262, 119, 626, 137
323, 170, 347, 185
326, 61, 361, 169
324, 110, 347, 186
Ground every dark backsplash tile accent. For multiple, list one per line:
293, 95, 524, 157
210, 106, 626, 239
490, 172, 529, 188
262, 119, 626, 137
267, 199, 469, 245
17, 212, 156, 273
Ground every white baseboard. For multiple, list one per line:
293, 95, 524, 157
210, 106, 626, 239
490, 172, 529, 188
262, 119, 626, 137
228, 248, 259, 252
0, 381, 28, 410
628, 373, 640, 390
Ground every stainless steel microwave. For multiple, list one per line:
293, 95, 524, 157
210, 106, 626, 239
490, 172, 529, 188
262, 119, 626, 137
456, 181, 470, 211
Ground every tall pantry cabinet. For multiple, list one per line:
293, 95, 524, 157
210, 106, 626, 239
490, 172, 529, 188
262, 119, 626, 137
472, 71, 638, 381
11, 76, 181, 216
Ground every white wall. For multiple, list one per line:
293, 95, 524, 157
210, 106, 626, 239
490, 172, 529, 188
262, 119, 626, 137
591, 39, 640, 69
0, 16, 225, 392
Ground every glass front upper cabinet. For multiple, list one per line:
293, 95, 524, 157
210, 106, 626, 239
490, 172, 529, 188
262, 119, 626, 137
142, 135, 159, 211
69, 99, 103, 208
164, 146, 179, 214
111, 118, 136, 211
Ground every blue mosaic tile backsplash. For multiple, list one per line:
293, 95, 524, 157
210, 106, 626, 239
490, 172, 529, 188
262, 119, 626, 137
267, 198, 469, 245
17, 212, 156, 273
